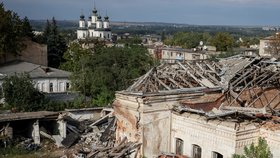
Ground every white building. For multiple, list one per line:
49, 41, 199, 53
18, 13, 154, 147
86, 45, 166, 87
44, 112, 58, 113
0, 61, 71, 93
113, 58, 280, 158
77, 7, 112, 40
147, 47, 209, 63
259, 33, 280, 57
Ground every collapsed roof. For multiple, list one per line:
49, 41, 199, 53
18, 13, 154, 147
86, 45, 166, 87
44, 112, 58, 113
126, 60, 222, 94
122, 56, 280, 115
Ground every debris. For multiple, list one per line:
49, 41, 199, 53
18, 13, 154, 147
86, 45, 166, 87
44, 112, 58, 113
61, 132, 80, 148
40, 130, 55, 141
52, 135, 64, 147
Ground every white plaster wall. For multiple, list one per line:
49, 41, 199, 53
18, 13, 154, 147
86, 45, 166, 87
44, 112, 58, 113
171, 113, 237, 158
114, 93, 280, 158
96, 21, 103, 29
77, 30, 88, 39
105, 32, 112, 40
141, 110, 171, 158
34, 78, 70, 93
114, 93, 183, 158
235, 126, 260, 154
103, 21, 109, 28
79, 20, 85, 28
184, 53, 193, 60
89, 29, 95, 38
87, 21, 92, 27
259, 39, 271, 57
91, 15, 97, 24
260, 128, 280, 157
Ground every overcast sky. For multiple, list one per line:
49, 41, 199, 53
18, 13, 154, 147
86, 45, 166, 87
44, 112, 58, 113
2, 0, 280, 25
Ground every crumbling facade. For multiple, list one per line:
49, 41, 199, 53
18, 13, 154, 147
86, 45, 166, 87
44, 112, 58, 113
113, 56, 280, 158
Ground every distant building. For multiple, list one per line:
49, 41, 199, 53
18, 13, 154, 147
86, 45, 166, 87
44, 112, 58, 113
259, 33, 280, 57
148, 46, 209, 63
77, 5, 112, 40
0, 61, 71, 93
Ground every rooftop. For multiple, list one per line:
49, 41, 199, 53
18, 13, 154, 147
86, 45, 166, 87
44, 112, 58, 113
0, 111, 59, 122
0, 61, 71, 79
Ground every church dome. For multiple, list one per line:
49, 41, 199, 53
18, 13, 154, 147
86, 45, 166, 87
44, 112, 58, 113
92, 8, 98, 15
80, 14, 85, 20
104, 16, 109, 22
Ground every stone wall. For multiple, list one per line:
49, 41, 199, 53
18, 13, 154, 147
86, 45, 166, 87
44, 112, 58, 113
0, 40, 47, 66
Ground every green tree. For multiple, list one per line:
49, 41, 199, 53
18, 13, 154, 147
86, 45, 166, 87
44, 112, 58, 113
232, 137, 272, 158
163, 32, 211, 49
42, 17, 67, 68
117, 36, 142, 45
1, 74, 45, 112
21, 16, 34, 39
210, 32, 234, 51
61, 42, 154, 106
0, 3, 25, 56
161, 31, 166, 41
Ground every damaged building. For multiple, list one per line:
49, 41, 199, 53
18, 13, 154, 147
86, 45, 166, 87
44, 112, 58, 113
113, 56, 280, 158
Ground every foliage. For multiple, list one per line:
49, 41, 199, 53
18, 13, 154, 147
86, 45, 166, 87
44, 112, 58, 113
43, 95, 91, 111
164, 32, 210, 48
46, 17, 67, 68
21, 16, 34, 39
238, 37, 260, 48
117, 36, 142, 45
41, 17, 67, 68
0, 146, 36, 158
1, 74, 45, 112
61, 42, 155, 106
0, 3, 27, 56
210, 32, 234, 51
232, 137, 272, 158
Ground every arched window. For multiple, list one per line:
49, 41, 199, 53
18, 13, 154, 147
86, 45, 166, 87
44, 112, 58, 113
175, 138, 183, 155
212, 152, 223, 158
49, 83, 53, 92
192, 144, 202, 158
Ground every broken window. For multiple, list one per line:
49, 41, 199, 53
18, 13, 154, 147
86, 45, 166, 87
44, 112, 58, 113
212, 152, 223, 158
175, 138, 183, 155
49, 83, 53, 92
192, 144, 202, 158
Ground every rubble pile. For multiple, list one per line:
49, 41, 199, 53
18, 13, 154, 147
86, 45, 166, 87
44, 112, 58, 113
61, 112, 141, 158
77, 137, 141, 158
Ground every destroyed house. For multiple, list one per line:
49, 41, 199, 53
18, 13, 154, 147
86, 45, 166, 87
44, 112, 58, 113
0, 111, 65, 145
113, 56, 280, 158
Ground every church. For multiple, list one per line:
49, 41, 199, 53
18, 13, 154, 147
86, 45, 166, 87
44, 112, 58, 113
77, 6, 112, 40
